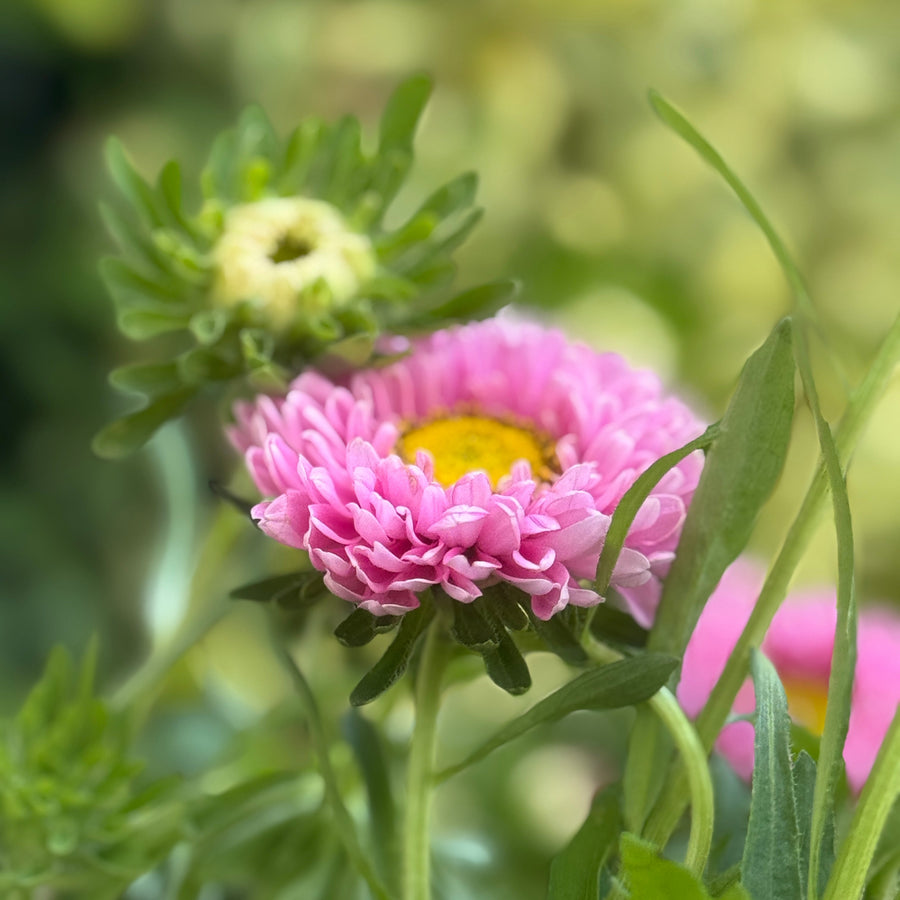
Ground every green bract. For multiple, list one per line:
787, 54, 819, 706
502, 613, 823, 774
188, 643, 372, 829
0, 644, 183, 895
95, 75, 514, 458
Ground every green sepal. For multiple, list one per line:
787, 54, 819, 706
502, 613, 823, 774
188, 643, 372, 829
479, 584, 530, 631
349, 604, 434, 706
334, 608, 400, 648
449, 602, 498, 651
479, 629, 532, 696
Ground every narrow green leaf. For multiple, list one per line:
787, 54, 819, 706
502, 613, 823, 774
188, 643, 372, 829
547, 788, 621, 900
280, 118, 325, 194
480, 586, 530, 631
342, 710, 399, 891
619, 833, 713, 899
742, 651, 803, 900
588, 603, 649, 648
117, 308, 192, 339
334, 608, 400, 648
105, 137, 166, 228
528, 610, 589, 666
594, 426, 717, 596
414, 278, 519, 326
92, 389, 195, 459
100, 256, 186, 306
349, 604, 434, 706
378, 74, 432, 153
177, 347, 241, 384
436, 654, 676, 780
98, 202, 169, 273
230, 571, 316, 605
649, 319, 795, 658
109, 362, 183, 397
822, 708, 900, 900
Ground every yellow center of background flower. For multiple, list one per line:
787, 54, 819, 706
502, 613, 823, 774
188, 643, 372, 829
782, 676, 829, 736
399, 415, 556, 487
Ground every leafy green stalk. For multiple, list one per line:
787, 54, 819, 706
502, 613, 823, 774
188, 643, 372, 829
269, 622, 392, 900
403, 613, 452, 900
822, 708, 900, 900
588, 640, 713, 879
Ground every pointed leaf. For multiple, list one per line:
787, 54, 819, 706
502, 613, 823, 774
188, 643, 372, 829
650, 319, 795, 658
92, 389, 195, 459
528, 609, 589, 666
547, 788, 621, 900
378, 74, 432, 153
437, 654, 676, 780
588, 603, 649, 648
334, 608, 399, 648
230, 571, 317, 605
105, 137, 166, 228
742, 650, 803, 900
480, 629, 532, 696
350, 604, 434, 706
415, 278, 518, 326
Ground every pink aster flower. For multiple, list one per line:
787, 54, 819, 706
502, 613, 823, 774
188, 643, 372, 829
229, 317, 704, 621
679, 558, 900, 792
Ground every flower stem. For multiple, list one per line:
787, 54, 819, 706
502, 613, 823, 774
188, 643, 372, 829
270, 621, 393, 900
403, 614, 451, 900
587, 640, 714, 880
644, 309, 900, 850
109, 503, 241, 718
822, 707, 900, 900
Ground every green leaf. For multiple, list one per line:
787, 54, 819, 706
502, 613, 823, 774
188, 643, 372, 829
105, 137, 166, 228
350, 604, 435, 706
594, 426, 717, 597
480, 586, 530, 631
413, 278, 519, 327
527, 609, 589, 666
649, 319, 795, 658
109, 362, 183, 397
117, 308, 192, 340
623, 707, 673, 835
619, 833, 715, 899
794, 750, 835, 899
342, 710, 399, 891
229, 571, 319, 606
379, 74, 432, 153
92, 389, 195, 459
279, 117, 325, 194
100, 256, 186, 307
334, 608, 400, 647
742, 650, 803, 900
547, 788, 621, 900
436, 653, 676, 780
588, 603, 649, 648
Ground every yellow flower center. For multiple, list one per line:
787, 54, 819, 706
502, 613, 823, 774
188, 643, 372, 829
783, 676, 829, 736
398, 415, 557, 487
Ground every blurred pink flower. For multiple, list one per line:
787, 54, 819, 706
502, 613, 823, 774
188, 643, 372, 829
679, 558, 900, 791
230, 317, 703, 620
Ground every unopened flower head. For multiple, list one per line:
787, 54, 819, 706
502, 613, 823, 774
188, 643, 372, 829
230, 317, 704, 620
212, 197, 376, 328
679, 558, 900, 791
95, 77, 507, 458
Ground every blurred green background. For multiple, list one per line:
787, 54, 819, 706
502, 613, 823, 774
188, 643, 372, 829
2, 0, 900, 892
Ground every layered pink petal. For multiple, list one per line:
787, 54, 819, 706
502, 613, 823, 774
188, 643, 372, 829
232, 317, 704, 618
